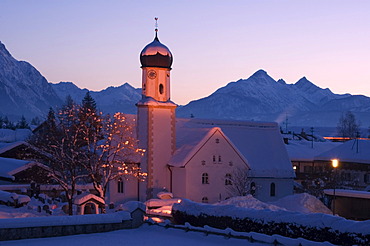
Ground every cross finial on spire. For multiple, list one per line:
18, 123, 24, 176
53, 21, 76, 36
154, 17, 158, 39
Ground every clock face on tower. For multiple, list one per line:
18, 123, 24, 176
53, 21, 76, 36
147, 70, 157, 79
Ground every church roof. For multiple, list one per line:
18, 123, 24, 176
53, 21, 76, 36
140, 34, 173, 69
169, 118, 295, 178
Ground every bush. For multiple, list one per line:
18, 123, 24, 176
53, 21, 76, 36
172, 199, 370, 245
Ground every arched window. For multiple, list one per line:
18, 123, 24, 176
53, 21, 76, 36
218, 155, 222, 163
202, 197, 208, 203
212, 155, 216, 163
215, 138, 220, 144
202, 173, 209, 184
225, 173, 232, 185
159, 84, 164, 94
117, 178, 124, 193
270, 182, 276, 197
201, 160, 206, 166
250, 182, 256, 196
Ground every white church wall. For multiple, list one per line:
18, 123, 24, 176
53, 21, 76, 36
171, 167, 186, 198
253, 178, 294, 202
106, 176, 139, 205
183, 130, 248, 203
151, 107, 174, 194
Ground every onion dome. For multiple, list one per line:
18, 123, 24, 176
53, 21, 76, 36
140, 32, 173, 69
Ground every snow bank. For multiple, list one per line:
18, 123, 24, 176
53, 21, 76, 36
270, 193, 332, 214
216, 195, 285, 211
116, 201, 146, 213
0, 211, 131, 228
215, 194, 331, 214
173, 199, 370, 235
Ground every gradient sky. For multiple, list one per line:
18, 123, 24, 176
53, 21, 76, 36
1, 0, 370, 105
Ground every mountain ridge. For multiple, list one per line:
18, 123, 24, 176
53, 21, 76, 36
1, 40, 370, 127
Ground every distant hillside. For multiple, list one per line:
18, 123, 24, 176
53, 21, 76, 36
0, 40, 141, 120
177, 70, 370, 127
0, 41, 62, 120
51, 82, 141, 115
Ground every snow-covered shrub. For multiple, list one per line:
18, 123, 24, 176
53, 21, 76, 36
0, 190, 31, 207
172, 199, 370, 245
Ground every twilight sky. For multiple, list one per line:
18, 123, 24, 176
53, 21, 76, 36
1, 0, 370, 105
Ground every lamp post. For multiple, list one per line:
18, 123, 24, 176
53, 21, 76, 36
331, 159, 339, 215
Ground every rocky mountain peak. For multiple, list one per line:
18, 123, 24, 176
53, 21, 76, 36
251, 69, 268, 78
277, 79, 286, 85
0, 41, 12, 57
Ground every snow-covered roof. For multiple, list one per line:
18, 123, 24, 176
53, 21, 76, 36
169, 126, 221, 167
0, 129, 32, 143
118, 201, 146, 212
324, 189, 370, 199
285, 140, 341, 162
73, 192, 105, 205
315, 139, 370, 164
169, 118, 294, 178
0, 141, 28, 155
136, 97, 177, 107
0, 157, 33, 180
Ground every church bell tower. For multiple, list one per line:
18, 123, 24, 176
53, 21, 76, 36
137, 19, 177, 200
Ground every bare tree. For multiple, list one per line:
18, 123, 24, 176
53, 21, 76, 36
337, 111, 360, 139
226, 166, 254, 197
81, 112, 146, 208
29, 97, 145, 214
29, 102, 86, 215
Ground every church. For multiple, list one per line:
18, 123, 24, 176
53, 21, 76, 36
106, 28, 295, 205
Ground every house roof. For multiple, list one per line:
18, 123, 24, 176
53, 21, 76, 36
169, 118, 295, 178
0, 157, 32, 180
73, 192, 105, 205
0, 141, 29, 155
285, 140, 341, 162
0, 129, 32, 142
315, 139, 370, 164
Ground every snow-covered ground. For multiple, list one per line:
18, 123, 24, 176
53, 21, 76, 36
1, 223, 270, 246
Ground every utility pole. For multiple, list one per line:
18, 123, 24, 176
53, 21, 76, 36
284, 114, 289, 134
310, 127, 314, 149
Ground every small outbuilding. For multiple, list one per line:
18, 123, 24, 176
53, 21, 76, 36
73, 193, 105, 215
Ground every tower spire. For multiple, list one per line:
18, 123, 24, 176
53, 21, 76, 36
154, 17, 158, 40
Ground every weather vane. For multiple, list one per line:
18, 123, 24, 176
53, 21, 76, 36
155, 17, 158, 33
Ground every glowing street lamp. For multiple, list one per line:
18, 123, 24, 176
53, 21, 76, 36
331, 159, 339, 215
332, 159, 339, 168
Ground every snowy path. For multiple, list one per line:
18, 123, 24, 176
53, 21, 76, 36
1, 224, 269, 246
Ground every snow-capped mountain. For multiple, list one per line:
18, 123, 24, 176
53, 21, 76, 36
0, 40, 141, 120
0, 41, 62, 120
177, 70, 370, 127
51, 82, 141, 115
2, 39, 370, 127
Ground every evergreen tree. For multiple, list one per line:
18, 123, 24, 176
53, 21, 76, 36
3, 116, 15, 130
81, 91, 97, 113
46, 108, 56, 129
79, 91, 102, 145
16, 115, 30, 129
30, 116, 41, 126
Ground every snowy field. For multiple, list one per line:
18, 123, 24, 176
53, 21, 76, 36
1, 224, 270, 246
